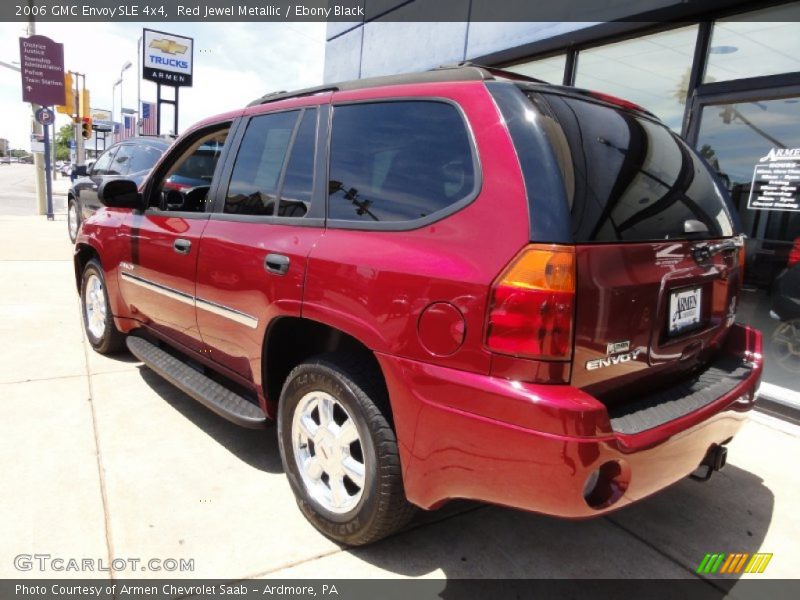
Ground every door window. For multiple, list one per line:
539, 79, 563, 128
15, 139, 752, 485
149, 128, 229, 212
90, 147, 118, 176
224, 111, 299, 216
109, 145, 133, 176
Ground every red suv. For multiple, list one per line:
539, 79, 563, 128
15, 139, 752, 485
74, 65, 762, 546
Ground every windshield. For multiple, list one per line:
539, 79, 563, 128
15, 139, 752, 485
531, 91, 738, 242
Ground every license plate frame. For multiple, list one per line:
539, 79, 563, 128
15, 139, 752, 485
668, 286, 703, 336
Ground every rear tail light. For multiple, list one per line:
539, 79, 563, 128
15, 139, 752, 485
788, 237, 800, 268
486, 244, 576, 360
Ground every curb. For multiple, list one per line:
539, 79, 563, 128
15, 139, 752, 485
756, 383, 800, 426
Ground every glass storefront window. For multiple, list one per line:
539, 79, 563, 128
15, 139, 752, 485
573, 25, 698, 132
510, 54, 566, 85
705, 4, 800, 83
695, 96, 800, 392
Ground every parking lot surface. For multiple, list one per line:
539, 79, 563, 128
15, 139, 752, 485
0, 167, 798, 586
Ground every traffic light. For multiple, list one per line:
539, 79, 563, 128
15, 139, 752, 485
79, 89, 90, 119
81, 117, 92, 139
56, 73, 74, 115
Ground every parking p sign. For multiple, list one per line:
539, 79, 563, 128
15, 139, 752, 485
35, 107, 55, 125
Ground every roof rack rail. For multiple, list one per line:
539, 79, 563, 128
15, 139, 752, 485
438, 62, 549, 85
245, 64, 549, 109
247, 85, 340, 107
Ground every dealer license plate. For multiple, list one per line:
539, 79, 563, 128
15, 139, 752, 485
669, 286, 702, 336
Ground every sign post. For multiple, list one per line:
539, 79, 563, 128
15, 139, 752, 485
19, 35, 65, 219
35, 107, 56, 220
142, 28, 193, 135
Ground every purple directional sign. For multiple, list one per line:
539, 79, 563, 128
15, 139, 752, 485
19, 35, 66, 107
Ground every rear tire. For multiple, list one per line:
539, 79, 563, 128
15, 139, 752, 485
277, 352, 416, 546
81, 259, 125, 354
67, 198, 80, 243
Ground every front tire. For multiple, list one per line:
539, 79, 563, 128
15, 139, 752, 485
67, 198, 80, 243
277, 353, 416, 546
81, 259, 125, 354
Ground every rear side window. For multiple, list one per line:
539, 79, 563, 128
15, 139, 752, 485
328, 101, 476, 224
225, 111, 298, 216
534, 92, 736, 242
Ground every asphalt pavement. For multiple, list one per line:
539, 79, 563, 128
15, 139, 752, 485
0, 166, 798, 587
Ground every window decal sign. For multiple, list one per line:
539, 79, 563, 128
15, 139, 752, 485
747, 148, 800, 212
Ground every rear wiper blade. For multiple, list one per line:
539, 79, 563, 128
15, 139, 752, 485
692, 235, 744, 263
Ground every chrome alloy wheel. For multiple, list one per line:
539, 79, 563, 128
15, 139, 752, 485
68, 203, 79, 240
84, 273, 107, 339
291, 390, 366, 514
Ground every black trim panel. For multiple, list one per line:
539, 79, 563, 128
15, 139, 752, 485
486, 81, 572, 244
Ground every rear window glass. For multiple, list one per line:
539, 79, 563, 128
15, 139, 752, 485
328, 101, 476, 223
534, 92, 736, 242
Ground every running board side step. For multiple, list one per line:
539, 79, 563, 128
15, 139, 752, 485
127, 336, 267, 428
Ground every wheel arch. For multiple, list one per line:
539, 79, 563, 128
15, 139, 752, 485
262, 316, 391, 422
73, 243, 100, 292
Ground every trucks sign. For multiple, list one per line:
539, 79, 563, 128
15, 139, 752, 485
19, 35, 66, 107
142, 28, 193, 87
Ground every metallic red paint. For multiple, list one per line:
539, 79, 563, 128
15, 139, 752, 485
195, 220, 324, 381
75, 77, 763, 521
379, 323, 761, 515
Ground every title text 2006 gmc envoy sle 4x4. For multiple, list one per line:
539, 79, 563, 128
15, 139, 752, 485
74, 65, 763, 546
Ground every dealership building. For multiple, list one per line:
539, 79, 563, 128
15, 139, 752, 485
324, 0, 800, 400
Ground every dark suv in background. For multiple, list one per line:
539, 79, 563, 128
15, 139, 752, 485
68, 137, 171, 242
73, 65, 762, 546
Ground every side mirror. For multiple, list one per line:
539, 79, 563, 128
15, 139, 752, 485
73, 165, 88, 178
98, 179, 142, 209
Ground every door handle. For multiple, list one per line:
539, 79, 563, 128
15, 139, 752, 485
173, 238, 192, 255
264, 253, 290, 275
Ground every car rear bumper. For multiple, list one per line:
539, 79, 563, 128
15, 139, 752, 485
378, 323, 762, 517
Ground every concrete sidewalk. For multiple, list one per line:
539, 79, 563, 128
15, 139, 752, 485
0, 215, 798, 585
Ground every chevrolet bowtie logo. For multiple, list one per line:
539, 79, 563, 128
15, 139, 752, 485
149, 39, 188, 55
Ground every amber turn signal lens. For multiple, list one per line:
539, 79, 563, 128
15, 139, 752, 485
486, 244, 576, 360
496, 244, 576, 293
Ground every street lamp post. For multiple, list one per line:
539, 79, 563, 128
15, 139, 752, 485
111, 77, 122, 126
118, 61, 132, 134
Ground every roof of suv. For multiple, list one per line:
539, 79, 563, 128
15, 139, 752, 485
246, 64, 545, 107
245, 63, 657, 120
